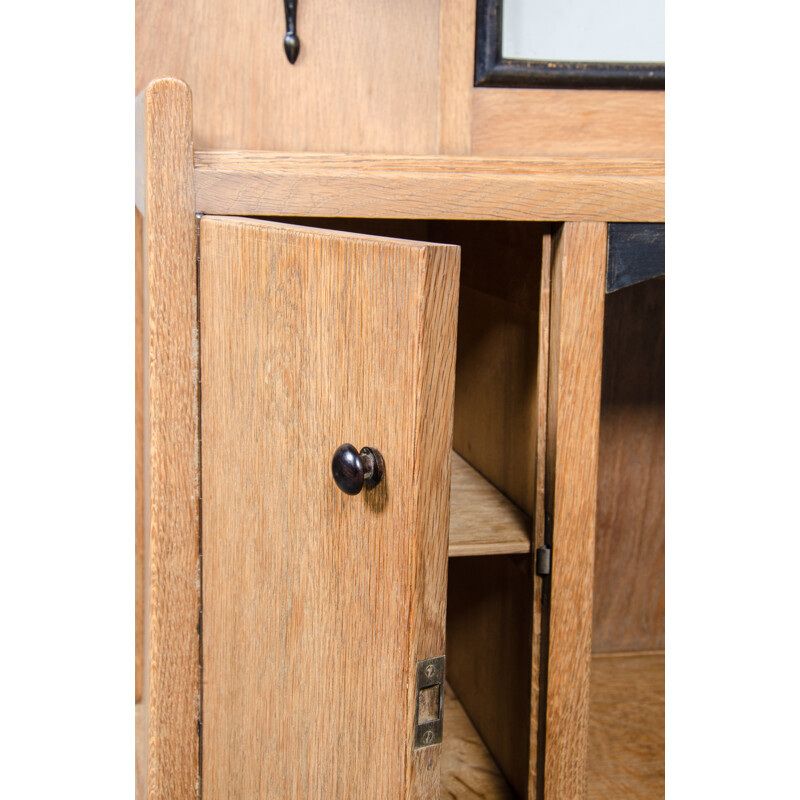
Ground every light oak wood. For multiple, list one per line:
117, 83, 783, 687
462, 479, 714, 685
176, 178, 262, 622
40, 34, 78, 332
136, 703, 146, 800
528, 227, 553, 799
449, 223, 545, 517
136, 657, 668, 800
296, 221, 550, 527
135, 207, 144, 704
448, 0, 664, 160
453, 285, 540, 514
437, 0, 474, 155
441, 683, 515, 799
471, 90, 664, 159
199, 216, 459, 799
137, 78, 200, 800
449, 452, 530, 557
594, 280, 665, 653
193, 151, 664, 223
408, 216, 462, 797
587, 653, 665, 800
137, 689, 527, 800
136, 0, 441, 154
137, 1, 663, 158
446, 555, 533, 798
543, 223, 607, 800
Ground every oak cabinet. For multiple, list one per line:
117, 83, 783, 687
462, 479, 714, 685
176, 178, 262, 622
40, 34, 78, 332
136, 78, 664, 800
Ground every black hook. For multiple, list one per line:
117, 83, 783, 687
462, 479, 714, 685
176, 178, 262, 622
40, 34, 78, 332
283, 0, 300, 64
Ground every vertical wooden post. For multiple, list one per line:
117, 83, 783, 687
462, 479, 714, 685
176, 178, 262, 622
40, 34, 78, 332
527, 228, 553, 799
543, 222, 607, 800
136, 77, 200, 800
136, 206, 144, 706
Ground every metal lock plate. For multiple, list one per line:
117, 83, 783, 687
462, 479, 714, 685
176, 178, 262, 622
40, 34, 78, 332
414, 656, 445, 749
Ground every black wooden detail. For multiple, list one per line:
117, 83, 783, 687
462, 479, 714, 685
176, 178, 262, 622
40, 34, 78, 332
474, 0, 664, 90
606, 223, 665, 293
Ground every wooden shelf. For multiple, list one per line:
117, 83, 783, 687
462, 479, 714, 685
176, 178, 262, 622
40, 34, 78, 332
441, 682, 515, 799
449, 452, 531, 557
588, 652, 665, 800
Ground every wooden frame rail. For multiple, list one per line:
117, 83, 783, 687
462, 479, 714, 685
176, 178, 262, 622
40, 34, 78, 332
136, 78, 201, 800
193, 151, 665, 222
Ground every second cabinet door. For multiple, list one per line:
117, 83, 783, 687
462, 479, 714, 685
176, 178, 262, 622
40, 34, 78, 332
199, 216, 460, 799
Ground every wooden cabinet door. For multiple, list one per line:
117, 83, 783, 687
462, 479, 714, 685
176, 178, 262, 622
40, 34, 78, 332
199, 216, 460, 799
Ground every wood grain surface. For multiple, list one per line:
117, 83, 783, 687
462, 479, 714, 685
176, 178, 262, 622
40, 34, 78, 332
471, 90, 664, 159
441, 683, 515, 799
543, 223, 607, 800
431, 221, 548, 312
448, 220, 545, 519
437, 0, 474, 155
594, 280, 665, 654
529, 228, 553, 799
135, 207, 144, 705
446, 555, 533, 798
136, 703, 146, 800
449, 452, 531, 557
137, 78, 200, 800
587, 653, 665, 800
136, 0, 441, 154
137, 0, 663, 158
193, 151, 665, 222
199, 217, 459, 799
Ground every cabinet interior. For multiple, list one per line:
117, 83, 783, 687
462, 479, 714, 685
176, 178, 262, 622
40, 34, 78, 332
587, 276, 665, 800
267, 217, 664, 799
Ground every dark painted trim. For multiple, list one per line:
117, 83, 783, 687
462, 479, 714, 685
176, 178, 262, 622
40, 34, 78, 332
606, 223, 665, 293
475, 0, 665, 90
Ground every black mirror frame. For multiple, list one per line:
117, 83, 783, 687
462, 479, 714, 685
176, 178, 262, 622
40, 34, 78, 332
474, 0, 665, 90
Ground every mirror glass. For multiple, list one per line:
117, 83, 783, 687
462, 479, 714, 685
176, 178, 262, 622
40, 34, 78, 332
502, 0, 665, 63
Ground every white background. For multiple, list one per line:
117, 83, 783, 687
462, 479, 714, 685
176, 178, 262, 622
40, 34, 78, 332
0, 1, 798, 796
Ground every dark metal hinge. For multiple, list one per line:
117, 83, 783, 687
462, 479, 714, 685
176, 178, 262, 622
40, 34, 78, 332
414, 656, 445, 749
535, 545, 552, 576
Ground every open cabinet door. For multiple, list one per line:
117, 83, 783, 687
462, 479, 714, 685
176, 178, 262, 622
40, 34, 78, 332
199, 216, 460, 799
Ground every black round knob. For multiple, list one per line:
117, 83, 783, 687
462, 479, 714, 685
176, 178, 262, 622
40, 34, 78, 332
331, 444, 384, 495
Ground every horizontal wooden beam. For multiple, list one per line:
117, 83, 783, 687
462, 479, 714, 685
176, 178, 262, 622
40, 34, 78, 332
194, 151, 664, 222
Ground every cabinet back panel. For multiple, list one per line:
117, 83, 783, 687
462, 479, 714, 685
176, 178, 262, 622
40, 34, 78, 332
593, 279, 665, 653
136, 0, 441, 154
443, 222, 545, 518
